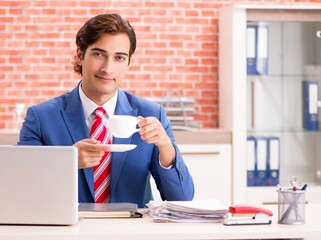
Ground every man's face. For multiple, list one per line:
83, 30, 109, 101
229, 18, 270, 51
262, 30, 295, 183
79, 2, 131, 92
77, 33, 131, 105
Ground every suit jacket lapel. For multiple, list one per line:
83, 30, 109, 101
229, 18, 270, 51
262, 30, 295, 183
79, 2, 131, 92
60, 83, 95, 200
110, 90, 138, 196
61, 86, 89, 143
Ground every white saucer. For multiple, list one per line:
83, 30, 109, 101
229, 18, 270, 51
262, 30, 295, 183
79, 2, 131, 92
103, 144, 137, 152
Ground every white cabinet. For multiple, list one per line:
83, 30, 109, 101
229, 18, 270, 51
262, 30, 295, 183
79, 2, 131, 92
151, 144, 232, 206
219, 5, 321, 205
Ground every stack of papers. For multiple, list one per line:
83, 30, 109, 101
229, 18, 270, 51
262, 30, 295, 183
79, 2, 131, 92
146, 199, 228, 223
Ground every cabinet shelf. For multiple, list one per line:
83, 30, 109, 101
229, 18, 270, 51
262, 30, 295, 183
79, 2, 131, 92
247, 184, 321, 205
247, 73, 321, 78
247, 129, 321, 133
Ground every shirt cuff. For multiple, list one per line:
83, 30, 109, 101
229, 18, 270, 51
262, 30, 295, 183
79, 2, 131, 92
158, 159, 174, 169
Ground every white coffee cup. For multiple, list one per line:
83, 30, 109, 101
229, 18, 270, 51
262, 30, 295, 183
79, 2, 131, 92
107, 115, 140, 138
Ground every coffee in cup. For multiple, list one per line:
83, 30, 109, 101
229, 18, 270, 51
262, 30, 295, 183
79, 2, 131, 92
107, 115, 140, 138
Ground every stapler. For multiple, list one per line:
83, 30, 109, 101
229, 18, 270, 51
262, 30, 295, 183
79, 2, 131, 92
223, 205, 273, 226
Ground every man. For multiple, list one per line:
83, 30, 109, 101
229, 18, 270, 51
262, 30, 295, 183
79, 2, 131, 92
18, 13, 194, 208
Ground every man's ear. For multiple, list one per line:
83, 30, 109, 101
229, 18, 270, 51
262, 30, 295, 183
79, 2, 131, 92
76, 48, 83, 65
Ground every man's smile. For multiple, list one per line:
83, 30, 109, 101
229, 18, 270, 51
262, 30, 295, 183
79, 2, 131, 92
95, 75, 115, 81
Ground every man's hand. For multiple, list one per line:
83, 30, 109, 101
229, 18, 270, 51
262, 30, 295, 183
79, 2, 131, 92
73, 139, 110, 169
137, 116, 175, 168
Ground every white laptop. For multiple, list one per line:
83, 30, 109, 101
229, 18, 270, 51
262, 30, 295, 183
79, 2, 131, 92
0, 145, 78, 225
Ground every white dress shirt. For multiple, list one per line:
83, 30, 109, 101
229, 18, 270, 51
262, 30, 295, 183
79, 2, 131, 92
78, 83, 117, 138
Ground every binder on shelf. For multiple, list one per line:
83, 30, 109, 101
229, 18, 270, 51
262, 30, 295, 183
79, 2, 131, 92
247, 136, 256, 186
256, 23, 268, 75
246, 24, 257, 75
302, 80, 319, 131
255, 136, 268, 186
246, 23, 268, 76
267, 136, 280, 186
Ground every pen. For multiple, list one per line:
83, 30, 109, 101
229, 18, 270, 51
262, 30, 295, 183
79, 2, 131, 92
294, 184, 307, 221
301, 184, 308, 191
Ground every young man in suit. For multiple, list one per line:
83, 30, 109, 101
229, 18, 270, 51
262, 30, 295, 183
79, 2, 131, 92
18, 13, 194, 207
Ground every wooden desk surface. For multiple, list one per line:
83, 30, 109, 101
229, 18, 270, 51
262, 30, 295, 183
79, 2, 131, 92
0, 204, 320, 240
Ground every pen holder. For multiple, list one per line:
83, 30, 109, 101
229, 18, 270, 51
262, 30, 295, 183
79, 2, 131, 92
277, 189, 305, 225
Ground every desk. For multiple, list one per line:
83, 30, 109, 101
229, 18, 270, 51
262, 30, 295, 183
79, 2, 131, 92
0, 204, 320, 240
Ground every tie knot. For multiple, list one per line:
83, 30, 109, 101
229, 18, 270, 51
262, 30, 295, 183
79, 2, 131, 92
95, 107, 106, 119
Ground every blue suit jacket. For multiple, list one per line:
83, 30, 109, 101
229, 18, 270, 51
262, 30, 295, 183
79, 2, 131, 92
18, 84, 194, 207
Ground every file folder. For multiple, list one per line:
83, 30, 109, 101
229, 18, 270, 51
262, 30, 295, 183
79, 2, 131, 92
267, 136, 280, 186
255, 136, 268, 186
247, 136, 256, 186
79, 203, 142, 218
256, 23, 268, 75
246, 23, 268, 76
246, 24, 257, 75
302, 80, 319, 131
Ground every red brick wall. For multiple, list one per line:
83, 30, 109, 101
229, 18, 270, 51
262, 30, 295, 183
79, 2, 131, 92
1, 0, 320, 130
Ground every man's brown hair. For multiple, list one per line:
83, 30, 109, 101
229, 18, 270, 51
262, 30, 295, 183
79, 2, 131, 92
73, 13, 136, 75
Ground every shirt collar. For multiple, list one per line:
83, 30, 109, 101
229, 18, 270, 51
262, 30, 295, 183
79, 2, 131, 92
78, 83, 118, 119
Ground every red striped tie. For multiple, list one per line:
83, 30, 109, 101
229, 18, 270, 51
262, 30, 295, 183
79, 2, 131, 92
90, 107, 111, 203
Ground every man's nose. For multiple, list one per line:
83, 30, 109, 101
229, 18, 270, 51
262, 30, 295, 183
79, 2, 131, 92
100, 59, 113, 73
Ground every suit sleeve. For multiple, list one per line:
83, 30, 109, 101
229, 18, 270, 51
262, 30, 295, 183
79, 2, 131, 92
151, 106, 195, 201
18, 106, 44, 145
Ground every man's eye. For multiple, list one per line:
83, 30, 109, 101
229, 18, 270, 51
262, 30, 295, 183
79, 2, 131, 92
115, 56, 125, 61
93, 52, 104, 57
